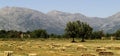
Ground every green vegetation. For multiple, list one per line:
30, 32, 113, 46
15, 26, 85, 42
65, 21, 93, 42
30, 29, 48, 38
0, 20, 119, 42
91, 30, 104, 39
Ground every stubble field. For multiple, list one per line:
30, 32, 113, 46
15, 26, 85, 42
0, 38, 120, 56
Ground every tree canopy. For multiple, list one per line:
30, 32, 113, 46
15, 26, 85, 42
65, 20, 93, 42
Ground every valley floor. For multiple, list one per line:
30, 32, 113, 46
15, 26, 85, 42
0, 38, 120, 56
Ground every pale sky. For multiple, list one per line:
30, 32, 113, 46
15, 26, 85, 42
0, 0, 120, 17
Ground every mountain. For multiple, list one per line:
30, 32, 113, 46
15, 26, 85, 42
0, 7, 119, 34
100, 12, 120, 33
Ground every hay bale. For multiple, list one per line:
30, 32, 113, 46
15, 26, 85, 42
50, 42, 55, 45
28, 53, 37, 56
96, 48, 106, 52
17, 46, 23, 50
105, 45, 120, 50
52, 47, 67, 51
113, 46, 120, 50
77, 45, 87, 51
38, 45, 42, 48
65, 44, 73, 48
98, 51, 114, 56
81, 53, 96, 56
31, 45, 41, 49
48, 51, 55, 53
8, 44, 13, 47
60, 53, 73, 56
52, 44, 61, 47
26, 42, 31, 45
105, 46, 113, 49
60, 47, 66, 51
96, 46, 101, 48
46, 44, 54, 49
101, 37, 105, 40
4, 51, 13, 56
111, 36, 116, 40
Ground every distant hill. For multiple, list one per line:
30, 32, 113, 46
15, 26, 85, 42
0, 7, 119, 34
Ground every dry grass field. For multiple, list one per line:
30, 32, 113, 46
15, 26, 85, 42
0, 38, 120, 56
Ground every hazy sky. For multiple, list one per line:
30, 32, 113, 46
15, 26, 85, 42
0, 0, 120, 17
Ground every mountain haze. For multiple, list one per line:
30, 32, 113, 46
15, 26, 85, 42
0, 7, 119, 34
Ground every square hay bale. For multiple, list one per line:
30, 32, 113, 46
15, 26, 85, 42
46, 44, 54, 49
60, 53, 73, 56
105, 46, 113, 50
81, 53, 96, 56
4, 51, 13, 56
58, 47, 66, 51
105, 46, 120, 50
31, 45, 41, 49
28, 53, 37, 56
110, 36, 116, 40
17, 46, 23, 50
52, 44, 61, 47
98, 51, 114, 56
76, 45, 87, 51
101, 37, 105, 40
64, 44, 73, 48
113, 46, 120, 50
96, 48, 106, 52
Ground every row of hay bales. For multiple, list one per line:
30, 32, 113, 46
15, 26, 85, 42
81, 47, 114, 56
3, 51, 38, 56
78, 45, 114, 56
95, 47, 114, 56
2, 46, 115, 56
45, 42, 115, 56
3, 47, 114, 56
1, 41, 117, 56
0, 41, 40, 56
105, 45, 120, 50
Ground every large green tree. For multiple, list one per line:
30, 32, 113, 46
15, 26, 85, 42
76, 21, 93, 42
65, 21, 78, 42
65, 20, 93, 42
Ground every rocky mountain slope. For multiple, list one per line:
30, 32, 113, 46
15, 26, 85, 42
0, 7, 119, 34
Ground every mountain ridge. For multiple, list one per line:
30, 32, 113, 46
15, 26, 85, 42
0, 7, 119, 34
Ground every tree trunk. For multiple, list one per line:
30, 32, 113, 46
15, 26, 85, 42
81, 37, 85, 42
71, 37, 76, 43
